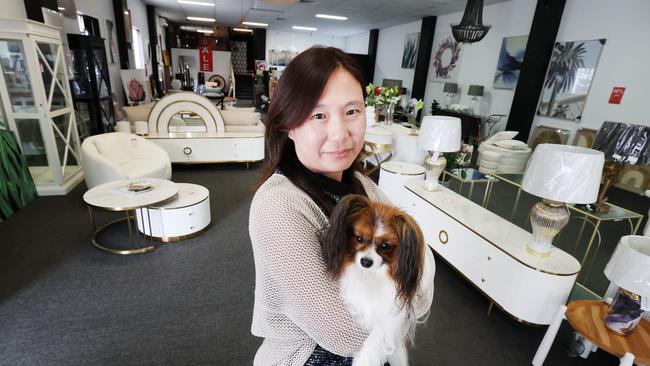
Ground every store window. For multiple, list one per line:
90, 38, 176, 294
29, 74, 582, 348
132, 27, 144, 69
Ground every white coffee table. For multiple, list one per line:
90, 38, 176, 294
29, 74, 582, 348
83, 179, 179, 255
135, 183, 211, 242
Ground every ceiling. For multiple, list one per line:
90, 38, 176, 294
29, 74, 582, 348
144, 0, 510, 37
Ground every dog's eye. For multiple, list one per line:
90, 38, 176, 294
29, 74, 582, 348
355, 236, 364, 243
379, 242, 392, 252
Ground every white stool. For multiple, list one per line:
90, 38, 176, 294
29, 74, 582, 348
115, 120, 131, 133
136, 183, 211, 242
379, 161, 425, 208
134, 120, 148, 135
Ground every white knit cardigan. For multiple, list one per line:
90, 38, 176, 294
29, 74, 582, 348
249, 172, 435, 366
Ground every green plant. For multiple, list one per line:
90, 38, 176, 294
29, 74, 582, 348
365, 84, 401, 107
0, 129, 37, 222
431, 99, 442, 114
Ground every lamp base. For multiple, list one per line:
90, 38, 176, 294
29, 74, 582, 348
422, 153, 446, 192
604, 288, 644, 336
526, 199, 570, 257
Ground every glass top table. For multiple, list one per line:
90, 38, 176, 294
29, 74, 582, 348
443, 168, 497, 206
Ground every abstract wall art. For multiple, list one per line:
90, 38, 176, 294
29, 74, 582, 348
493, 35, 528, 90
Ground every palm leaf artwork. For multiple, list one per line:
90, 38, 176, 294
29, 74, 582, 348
543, 42, 586, 116
0, 129, 37, 222
401, 33, 419, 69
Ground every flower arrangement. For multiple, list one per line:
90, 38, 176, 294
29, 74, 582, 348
365, 83, 401, 107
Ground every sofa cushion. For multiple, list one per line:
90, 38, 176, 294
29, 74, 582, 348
223, 105, 255, 112
221, 109, 261, 126
94, 135, 130, 165
120, 159, 168, 180
124, 102, 155, 122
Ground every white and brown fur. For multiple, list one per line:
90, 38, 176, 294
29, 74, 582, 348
322, 194, 426, 366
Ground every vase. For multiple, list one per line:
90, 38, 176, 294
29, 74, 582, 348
385, 103, 395, 125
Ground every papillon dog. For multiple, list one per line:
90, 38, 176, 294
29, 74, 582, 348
322, 194, 432, 366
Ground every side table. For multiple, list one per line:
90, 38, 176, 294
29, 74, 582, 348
443, 168, 496, 206
83, 179, 179, 255
532, 300, 650, 365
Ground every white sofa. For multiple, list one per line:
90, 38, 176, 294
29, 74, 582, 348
478, 131, 531, 174
81, 132, 172, 188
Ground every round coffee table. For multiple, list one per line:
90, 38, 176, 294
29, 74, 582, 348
135, 183, 211, 242
83, 179, 178, 255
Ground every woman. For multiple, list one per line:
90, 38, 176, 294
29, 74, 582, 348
249, 46, 434, 366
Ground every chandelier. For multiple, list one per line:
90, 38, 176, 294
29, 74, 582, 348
451, 0, 491, 44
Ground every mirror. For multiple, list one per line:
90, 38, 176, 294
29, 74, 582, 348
168, 111, 207, 132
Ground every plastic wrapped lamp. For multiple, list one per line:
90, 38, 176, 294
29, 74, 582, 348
603, 235, 650, 335
521, 144, 604, 257
443, 82, 458, 108
417, 116, 462, 191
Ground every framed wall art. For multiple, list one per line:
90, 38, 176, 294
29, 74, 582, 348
401, 32, 419, 69
493, 35, 528, 90
536, 39, 606, 121
430, 35, 462, 82
528, 125, 570, 150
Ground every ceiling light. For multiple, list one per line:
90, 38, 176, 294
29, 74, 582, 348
315, 14, 348, 21
178, 0, 215, 6
292, 26, 317, 31
187, 16, 216, 22
124, 10, 129, 15
57, 7, 65, 11
242, 21, 268, 27
197, 29, 213, 34
233, 28, 253, 33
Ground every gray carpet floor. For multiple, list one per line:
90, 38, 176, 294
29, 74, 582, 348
0, 163, 634, 365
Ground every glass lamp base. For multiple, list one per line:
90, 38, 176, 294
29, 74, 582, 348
527, 200, 570, 257
423, 153, 446, 191
604, 288, 644, 336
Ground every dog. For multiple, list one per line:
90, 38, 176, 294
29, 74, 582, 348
321, 194, 433, 366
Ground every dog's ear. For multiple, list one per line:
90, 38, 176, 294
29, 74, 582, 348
394, 211, 425, 306
321, 194, 370, 277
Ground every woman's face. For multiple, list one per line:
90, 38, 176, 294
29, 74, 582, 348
288, 68, 366, 182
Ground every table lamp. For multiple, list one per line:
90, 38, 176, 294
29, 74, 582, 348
603, 235, 650, 335
443, 82, 458, 108
467, 84, 484, 114
521, 144, 604, 256
591, 122, 650, 212
417, 116, 462, 191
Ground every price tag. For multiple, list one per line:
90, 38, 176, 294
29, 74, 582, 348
130, 137, 138, 147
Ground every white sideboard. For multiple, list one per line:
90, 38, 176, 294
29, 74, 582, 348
400, 180, 581, 325
146, 132, 264, 163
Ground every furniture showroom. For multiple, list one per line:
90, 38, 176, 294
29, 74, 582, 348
1, 0, 649, 365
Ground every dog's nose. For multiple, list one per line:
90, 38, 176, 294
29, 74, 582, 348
360, 257, 373, 268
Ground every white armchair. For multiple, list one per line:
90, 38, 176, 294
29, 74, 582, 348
81, 132, 172, 189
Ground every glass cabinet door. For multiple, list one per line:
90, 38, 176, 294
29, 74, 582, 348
0, 39, 36, 113
35, 41, 71, 112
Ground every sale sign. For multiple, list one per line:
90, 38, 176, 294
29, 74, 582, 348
608, 86, 625, 104
199, 35, 212, 72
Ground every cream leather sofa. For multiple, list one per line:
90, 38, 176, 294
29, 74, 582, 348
81, 132, 172, 188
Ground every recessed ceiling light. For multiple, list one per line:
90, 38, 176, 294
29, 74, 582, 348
315, 14, 348, 21
292, 26, 317, 31
178, 0, 215, 6
233, 28, 254, 33
187, 16, 215, 22
197, 29, 213, 34
242, 21, 268, 27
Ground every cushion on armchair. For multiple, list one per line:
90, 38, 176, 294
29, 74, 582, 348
93, 135, 130, 165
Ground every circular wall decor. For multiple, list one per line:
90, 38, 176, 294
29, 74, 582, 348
208, 74, 226, 89
433, 37, 461, 79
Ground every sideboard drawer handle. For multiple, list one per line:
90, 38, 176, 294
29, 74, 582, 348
183, 147, 192, 155
439, 230, 448, 244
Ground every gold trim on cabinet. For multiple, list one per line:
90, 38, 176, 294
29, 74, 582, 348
405, 185, 579, 277
439, 230, 449, 244
144, 223, 211, 243
380, 165, 425, 176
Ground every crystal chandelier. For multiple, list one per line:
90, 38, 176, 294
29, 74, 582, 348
451, 0, 491, 44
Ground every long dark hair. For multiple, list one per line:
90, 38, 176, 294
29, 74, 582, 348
257, 46, 367, 216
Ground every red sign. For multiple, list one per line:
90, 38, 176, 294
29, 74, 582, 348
608, 86, 626, 104
199, 35, 213, 72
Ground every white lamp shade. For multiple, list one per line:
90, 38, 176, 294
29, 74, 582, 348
522, 144, 604, 204
604, 235, 650, 297
417, 116, 462, 152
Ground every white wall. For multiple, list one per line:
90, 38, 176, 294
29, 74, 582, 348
6, 0, 26, 19
531, 0, 650, 139
373, 20, 422, 99
170, 48, 231, 86
422, 0, 536, 135
127, 0, 151, 74
344, 32, 369, 55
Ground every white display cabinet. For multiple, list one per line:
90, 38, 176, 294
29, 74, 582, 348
0, 19, 82, 195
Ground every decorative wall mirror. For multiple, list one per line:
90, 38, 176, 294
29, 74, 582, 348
147, 92, 225, 134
